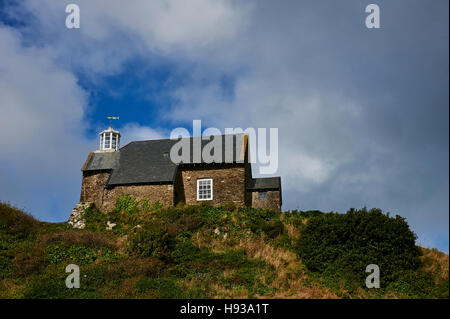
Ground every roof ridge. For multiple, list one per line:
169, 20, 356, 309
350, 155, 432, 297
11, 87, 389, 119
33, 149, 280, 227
119, 133, 246, 149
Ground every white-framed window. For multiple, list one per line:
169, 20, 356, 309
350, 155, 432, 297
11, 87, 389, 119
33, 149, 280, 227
99, 130, 120, 151
197, 178, 213, 201
258, 191, 267, 201
112, 135, 117, 149
105, 134, 111, 148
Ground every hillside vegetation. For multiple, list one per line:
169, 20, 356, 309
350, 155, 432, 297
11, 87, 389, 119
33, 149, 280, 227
0, 199, 448, 299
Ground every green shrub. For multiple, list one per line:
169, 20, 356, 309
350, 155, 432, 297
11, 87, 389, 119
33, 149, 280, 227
285, 210, 325, 228
24, 270, 99, 299
0, 228, 14, 279
241, 208, 284, 239
82, 204, 107, 232
262, 220, 285, 239
156, 205, 227, 231
386, 269, 449, 299
295, 208, 421, 288
272, 233, 293, 249
46, 245, 97, 265
153, 200, 163, 211
140, 198, 151, 212
222, 202, 237, 212
128, 223, 173, 258
38, 222, 69, 234
291, 210, 324, 218
166, 214, 202, 236
0, 255, 12, 279
11, 241, 46, 277
24, 273, 71, 299
115, 194, 140, 214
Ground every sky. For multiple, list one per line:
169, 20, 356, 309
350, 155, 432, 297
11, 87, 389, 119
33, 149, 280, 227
0, 0, 448, 252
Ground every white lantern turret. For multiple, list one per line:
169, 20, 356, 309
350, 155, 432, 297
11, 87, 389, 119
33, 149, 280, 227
99, 126, 121, 151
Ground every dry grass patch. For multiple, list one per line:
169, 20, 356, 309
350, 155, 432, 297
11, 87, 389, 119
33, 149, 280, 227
193, 230, 233, 253
284, 223, 300, 239
193, 229, 336, 298
267, 281, 337, 299
40, 230, 115, 249
238, 236, 297, 270
0, 279, 26, 298
237, 236, 336, 298
210, 283, 250, 299
100, 276, 141, 299
420, 247, 449, 283
116, 235, 129, 254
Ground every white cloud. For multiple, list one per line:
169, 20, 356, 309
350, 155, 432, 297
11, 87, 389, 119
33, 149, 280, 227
20, 0, 250, 74
0, 26, 92, 220
120, 123, 166, 146
0, 26, 88, 158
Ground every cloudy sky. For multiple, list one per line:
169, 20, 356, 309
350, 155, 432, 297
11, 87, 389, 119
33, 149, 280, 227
0, 0, 448, 252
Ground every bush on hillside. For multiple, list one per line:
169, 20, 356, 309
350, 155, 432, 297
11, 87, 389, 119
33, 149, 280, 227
0, 202, 40, 236
81, 204, 108, 232
295, 207, 421, 287
240, 208, 285, 239
128, 223, 173, 258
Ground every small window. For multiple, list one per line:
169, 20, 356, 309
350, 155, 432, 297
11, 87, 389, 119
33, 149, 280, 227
111, 136, 117, 149
197, 178, 213, 201
258, 191, 267, 201
105, 134, 111, 148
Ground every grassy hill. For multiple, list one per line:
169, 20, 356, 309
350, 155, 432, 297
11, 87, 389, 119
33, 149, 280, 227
0, 199, 448, 299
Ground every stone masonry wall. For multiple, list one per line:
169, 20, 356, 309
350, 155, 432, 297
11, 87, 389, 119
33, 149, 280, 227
101, 183, 174, 212
80, 171, 111, 208
178, 165, 246, 207
251, 190, 281, 211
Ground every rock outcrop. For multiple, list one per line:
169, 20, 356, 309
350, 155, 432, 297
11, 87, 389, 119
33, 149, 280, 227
68, 202, 91, 229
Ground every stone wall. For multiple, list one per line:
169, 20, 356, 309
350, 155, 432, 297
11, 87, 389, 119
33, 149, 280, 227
178, 165, 246, 207
79, 162, 281, 212
80, 170, 111, 208
101, 183, 174, 212
251, 190, 281, 211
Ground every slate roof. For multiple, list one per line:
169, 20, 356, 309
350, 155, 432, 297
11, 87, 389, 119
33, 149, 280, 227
82, 152, 119, 171
82, 134, 248, 186
174, 134, 246, 164
108, 139, 178, 185
248, 177, 281, 190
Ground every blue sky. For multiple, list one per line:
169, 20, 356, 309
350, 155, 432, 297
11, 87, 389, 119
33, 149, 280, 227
0, 0, 448, 252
